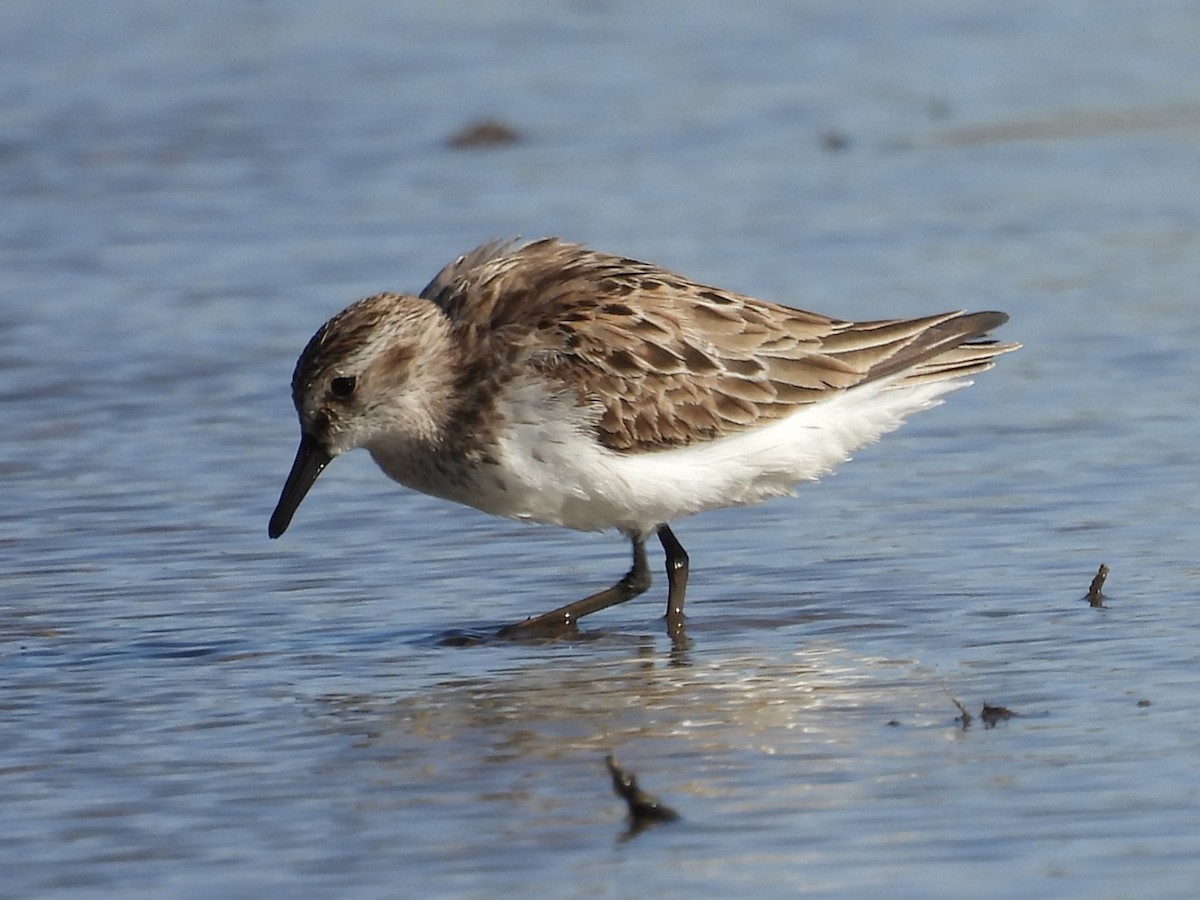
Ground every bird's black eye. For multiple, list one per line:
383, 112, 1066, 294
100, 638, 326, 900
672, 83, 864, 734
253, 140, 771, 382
329, 375, 357, 400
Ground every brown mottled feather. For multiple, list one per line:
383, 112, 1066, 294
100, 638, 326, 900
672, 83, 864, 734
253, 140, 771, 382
420, 239, 1017, 453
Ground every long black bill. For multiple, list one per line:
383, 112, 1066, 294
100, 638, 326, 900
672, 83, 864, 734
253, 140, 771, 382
268, 433, 333, 538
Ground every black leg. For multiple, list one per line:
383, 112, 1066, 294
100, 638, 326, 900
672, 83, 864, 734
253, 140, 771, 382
498, 535, 652, 639
657, 524, 689, 640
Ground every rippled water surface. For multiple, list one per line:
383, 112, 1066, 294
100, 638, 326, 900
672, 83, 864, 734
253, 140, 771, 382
5, 1, 1200, 897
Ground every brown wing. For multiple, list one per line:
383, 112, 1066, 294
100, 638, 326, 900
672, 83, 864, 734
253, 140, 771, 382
426, 239, 1017, 453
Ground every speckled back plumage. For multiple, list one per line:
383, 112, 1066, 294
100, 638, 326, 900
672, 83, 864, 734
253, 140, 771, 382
418, 238, 1015, 453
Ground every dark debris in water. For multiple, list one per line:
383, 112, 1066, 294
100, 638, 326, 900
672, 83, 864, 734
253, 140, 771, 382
1086, 563, 1109, 607
818, 128, 851, 152
605, 754, 679, 839
134, 641, 227, 660
980, 703, 1017, 729
446, 118, 523, 149
944, 692, 1020, 730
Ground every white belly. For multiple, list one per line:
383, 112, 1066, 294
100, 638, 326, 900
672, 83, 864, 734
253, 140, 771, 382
445, 374, 969, 537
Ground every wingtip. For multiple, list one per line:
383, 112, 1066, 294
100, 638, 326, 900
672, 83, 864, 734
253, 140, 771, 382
962, 310, 1010, 335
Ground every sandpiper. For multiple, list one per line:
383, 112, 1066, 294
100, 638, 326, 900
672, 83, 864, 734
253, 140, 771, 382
269, 238, 1017, 639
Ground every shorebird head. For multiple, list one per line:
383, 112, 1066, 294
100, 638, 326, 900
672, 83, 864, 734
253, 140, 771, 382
268, 293, 451, 538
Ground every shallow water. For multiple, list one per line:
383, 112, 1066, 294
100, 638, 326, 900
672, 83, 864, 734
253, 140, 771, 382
5, 1, 1200, 896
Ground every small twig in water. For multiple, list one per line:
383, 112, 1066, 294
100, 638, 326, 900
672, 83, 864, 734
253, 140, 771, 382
1087, 564, 1109, 607
605, 754, 679, 836
946, 690, 972, 728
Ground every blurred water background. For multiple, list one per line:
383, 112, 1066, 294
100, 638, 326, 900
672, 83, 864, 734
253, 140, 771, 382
4, 1, 1200, 896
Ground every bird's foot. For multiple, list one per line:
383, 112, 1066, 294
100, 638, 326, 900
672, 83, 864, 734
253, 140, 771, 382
495, 615, 581, 641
